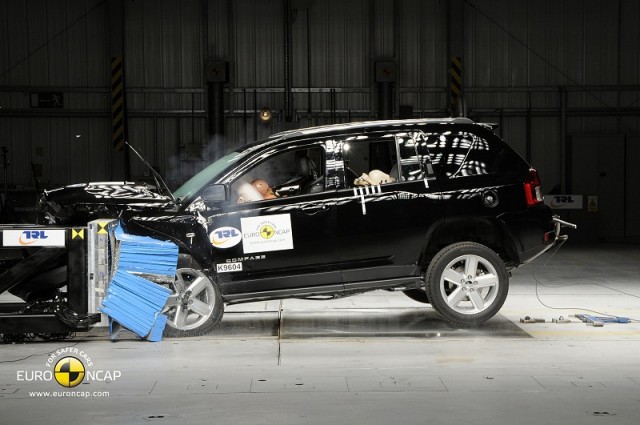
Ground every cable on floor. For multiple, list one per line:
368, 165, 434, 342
530, 240, 640, 323
0, 342, 79, 364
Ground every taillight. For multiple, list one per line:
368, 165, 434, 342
524, 168, 544, 207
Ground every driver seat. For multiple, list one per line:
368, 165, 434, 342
295, 151, 324, 193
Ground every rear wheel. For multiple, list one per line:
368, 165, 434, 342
426, 242, 508, 327
162, 262, 223, 337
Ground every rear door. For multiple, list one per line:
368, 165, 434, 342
334, 131, 443, 283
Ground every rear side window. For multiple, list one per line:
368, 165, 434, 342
396, 133, 437, 182
425, 128, 525, 178
342, 138, 398, 188
341, 132, 432, 187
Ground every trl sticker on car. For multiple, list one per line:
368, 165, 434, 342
210, 226, 242, 248
216, 262, 243, 273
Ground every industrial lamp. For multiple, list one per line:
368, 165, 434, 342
259, 107, 272, 123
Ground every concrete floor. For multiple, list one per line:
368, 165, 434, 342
1, 244, 640, 425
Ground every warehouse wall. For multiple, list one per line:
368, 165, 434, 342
0, 0, 639, 213
0, 0, 111, 188
464, 0, 640, 193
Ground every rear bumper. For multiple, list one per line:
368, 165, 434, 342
525, 216, 577, 264
499, 207, 576, 265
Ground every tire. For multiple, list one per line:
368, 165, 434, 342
162, 258, 224, 337
425, 242, 508, 327
403, 288, 430, 304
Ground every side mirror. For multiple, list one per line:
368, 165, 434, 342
201, 184, 228, 204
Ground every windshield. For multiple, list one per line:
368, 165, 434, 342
172, 151, 244, 200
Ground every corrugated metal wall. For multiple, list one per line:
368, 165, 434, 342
464, 0, 640, 191
0, 0, 110, 189
0, 0, 639, 194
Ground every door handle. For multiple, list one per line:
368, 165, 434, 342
300, 204, 329, 215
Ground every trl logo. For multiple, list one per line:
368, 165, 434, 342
209, 226, 242, 249
214, 228, 239, 239
552, 195, 576, 203
19, 230, 49, 245
550, 195, 579, 209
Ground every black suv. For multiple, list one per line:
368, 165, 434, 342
41, 118, 569, 336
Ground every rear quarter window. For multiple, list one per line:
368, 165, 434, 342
425, 127, 527, 178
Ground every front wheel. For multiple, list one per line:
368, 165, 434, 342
162, 267, 224, 337
425, 242, 508, 327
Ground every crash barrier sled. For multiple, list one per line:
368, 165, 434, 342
0, 219, 177, 342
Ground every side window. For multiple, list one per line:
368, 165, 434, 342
342, 138, 398, 188
341, 133, 436, 187
230, 146, 325, 204
426, 130, 493, 178
395, 133, 425, 182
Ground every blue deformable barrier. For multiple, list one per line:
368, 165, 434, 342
99, 224, 178, 342
114, 225, 178, 276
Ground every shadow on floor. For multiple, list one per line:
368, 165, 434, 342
211, 308, 530, 339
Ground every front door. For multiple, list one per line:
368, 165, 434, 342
206, 142, 342, 297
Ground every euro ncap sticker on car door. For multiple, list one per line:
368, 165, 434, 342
210, 226, 242, 249
240, 214, 293, 254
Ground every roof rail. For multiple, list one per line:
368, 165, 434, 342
270, 117, 479, 139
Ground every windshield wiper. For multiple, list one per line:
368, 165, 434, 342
125, 141, 178, 205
